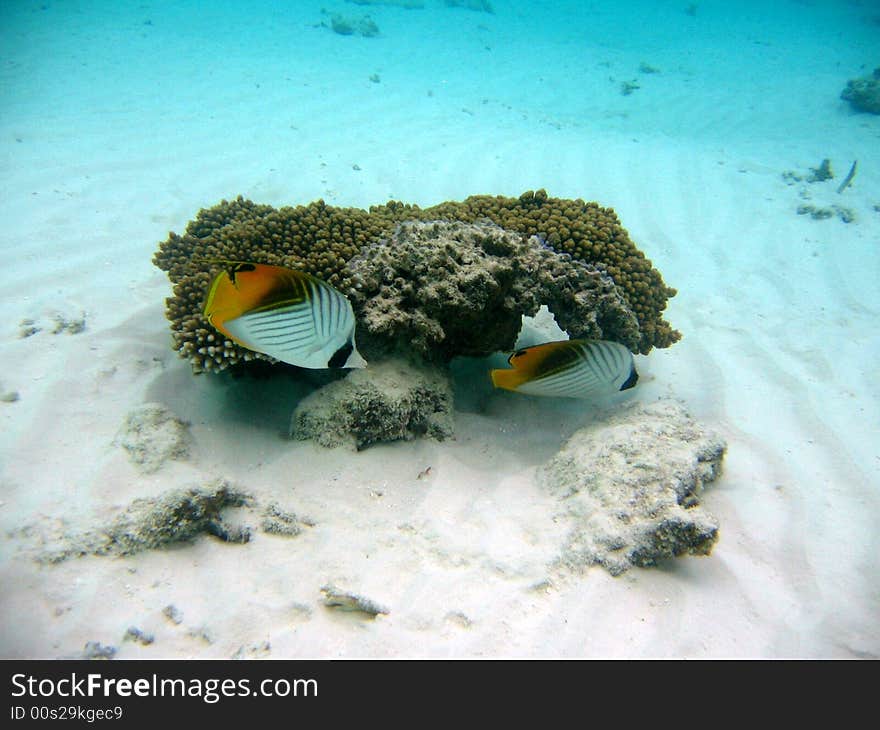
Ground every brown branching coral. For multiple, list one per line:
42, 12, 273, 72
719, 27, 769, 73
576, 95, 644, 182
153, 191, 679, 373
423, 190, 680, 354
153, 198, 400, 372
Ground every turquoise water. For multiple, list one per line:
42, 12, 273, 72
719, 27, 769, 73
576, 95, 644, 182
3, 1, 877, 296
3, 0, 876, 206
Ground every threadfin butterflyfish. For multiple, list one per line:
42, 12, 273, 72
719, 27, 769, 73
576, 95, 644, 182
490, 339, 637, 398
203, 261, 367, 369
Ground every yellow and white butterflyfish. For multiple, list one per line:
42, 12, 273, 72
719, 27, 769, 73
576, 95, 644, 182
490, 338, 637, 398
203, 261, 367, 369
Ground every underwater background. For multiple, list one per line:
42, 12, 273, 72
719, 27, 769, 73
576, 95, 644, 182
0, 0, 878, 657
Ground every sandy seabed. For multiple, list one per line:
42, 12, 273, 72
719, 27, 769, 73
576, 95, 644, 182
0, 0, 878, 658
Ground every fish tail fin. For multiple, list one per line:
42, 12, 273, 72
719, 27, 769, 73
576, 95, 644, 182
344, 346, 368, 369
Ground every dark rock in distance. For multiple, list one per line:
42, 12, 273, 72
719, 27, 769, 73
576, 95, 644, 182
841, 67, 880, 114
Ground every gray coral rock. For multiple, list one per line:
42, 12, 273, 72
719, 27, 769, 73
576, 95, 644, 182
232, 641, 271, 659
123, 627, 155, 646
289, 358, 454, 449
841, 67, 880, 114
162, 605, 184, 624
82, 641, 117, 660
321, 584, 389, 618
345, 220, 640, 361
0, 386, 19, 403
115, 403, 191, 473
41, 480, 252, 562
23, 482, 311, 564
260, 503, 310, 537
541, 399, 726, 576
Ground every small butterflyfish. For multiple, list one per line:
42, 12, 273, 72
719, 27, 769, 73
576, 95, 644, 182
490, 338, 638, 398
203, 261, 367, 369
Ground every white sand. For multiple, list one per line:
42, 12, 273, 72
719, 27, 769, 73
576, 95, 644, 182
1, 0, 878, 658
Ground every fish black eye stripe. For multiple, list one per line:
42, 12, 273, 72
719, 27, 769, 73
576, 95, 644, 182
227, 262, 257, 283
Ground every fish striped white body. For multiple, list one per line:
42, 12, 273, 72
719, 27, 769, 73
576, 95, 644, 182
204, 262, 366, 369
491, 339, 637, 399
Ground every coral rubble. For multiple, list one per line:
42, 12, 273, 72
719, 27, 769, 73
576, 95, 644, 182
444, 0, 493, 13
18, 311, 86, 338
50, 313, 87, 335
782, 159, 859, 223
542, 399, 726, 575
841, 67, 880, 114
807, 158, 834, 183
38, 480, 252, 562
0, 386, 18, 403
27, 482, 311, 564
260, 503, 310, 537
162, 605, 184, 625
796, 204, 855, 223
327, 13, 380, 37
289, 358, 453, 449
154, 190, 678, 373
115, 403, 191, 473
82, 642, 116, 660
347, 0, 423, 8
321, 584, 389, 617
782, 158, 835, 185
123, 627, 155, 646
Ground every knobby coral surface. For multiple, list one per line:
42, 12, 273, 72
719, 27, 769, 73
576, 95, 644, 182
289, 358, 454, 450
345, 220, 640, 360
27, 481, 310, 564
153, 191, 679, 372
542, 399, 726, 575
